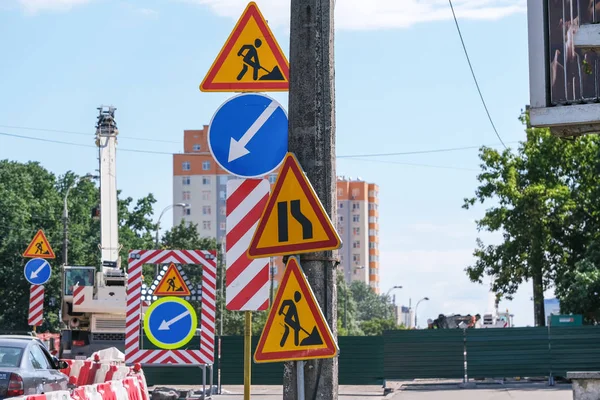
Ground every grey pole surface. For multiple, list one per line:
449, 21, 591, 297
285, 0, 337, 399
154, 203, 189, 247
415, 297, 430, 329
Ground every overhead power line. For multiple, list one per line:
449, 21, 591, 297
448, 0, 508, 150
1, 130, 513, 160
0, 124, 180, 144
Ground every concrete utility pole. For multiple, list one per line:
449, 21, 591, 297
285, 1, 337, 399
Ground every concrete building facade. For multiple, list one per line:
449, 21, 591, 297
172, 127, 380, 292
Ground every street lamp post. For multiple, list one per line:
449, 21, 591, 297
63, 173, 98, 266
385, 285, 402, 320
155, 203, 189, 247
415, 297, 430, 328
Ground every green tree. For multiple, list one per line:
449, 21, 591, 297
463, 111, 600, 326
360, 318, 401, 336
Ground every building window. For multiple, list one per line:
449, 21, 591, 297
202, 191, 210, 200
271, 265, 278, 275
338, 216, 344, 222
182, 161, 191, 171
353, 227, 360, 236
220, 222, 226, 231
182, 176, 191, 185
219, 190, 226, 200
352, 188, 359, 197
202, 206, 211, 215
202, 177, 211, 185
339, 227, 344, 235
268, 174, 277, 184
352, 241, 360, 249
353, 254, 360, 263
202, 161, 211, 170
183, 191, 191, 201
185, 208, 191, 216
352, 215, 360, 223
337, 188, 343, 196
193, 144, 201, 152
202, 221, 211, 230
369, 242, 377, 249
220, 206, 226, 216
339, 202, 343, 208
352, 202, 360, 210
219, 175, 229, 184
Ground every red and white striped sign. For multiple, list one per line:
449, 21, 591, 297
28, 284, 44, 326
125, 250, 217, 365
226, 179, 270, 311
73, 285, 85, 305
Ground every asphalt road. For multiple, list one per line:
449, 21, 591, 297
213, 384, 573, 399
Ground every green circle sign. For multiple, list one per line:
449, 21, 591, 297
143, 297, 197, 350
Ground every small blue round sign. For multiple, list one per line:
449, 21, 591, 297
24, 258, 51, 285
144, 297, 197, 350
208, 93, 288, 178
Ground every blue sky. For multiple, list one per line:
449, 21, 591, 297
0, 0, 541, 326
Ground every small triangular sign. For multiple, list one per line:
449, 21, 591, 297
153, 263, 191, 296
254, 257, 338, 363
23, 230, 55, 259
199, 1, 289, 92
247, 153, 342, 258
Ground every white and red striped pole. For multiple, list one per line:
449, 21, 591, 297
225, 178, 271, 311
28, 284, 44, 328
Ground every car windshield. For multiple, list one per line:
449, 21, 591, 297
0, 346, 23, 367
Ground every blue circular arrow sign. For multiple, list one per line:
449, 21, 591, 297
208, 93, 288, 178
24, 258, 51, 285
144, 297, 197, 350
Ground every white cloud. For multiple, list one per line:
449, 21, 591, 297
135, 7, 159, 18
18, 0, 92, 13
183, 0, 526, 30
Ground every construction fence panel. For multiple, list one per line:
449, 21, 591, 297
144, 335, 384, 386
383, 329, 465, 380
550, 326, 600, 378
466, 327, 550, 379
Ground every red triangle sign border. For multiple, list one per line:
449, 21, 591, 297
247, 153, 342, 258
200, 1, 289, 92
254, 257, 338, 363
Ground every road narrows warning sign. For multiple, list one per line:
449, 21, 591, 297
247, 153, 342, 258
23, 230, 55, 259
199, 2, 289, 92
254, 257, 338, 363
154, 263, 191, 296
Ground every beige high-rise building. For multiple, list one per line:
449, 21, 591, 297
336, 178, 380, 292
172, 127, 380, 292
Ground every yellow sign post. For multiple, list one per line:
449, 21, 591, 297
247, 153, 342, 258
254, 257, 338, 363
200, 2, 289, 93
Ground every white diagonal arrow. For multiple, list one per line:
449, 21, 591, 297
30, 260, 49, 280
159, 309, 191, 331
228, 101, 280, 162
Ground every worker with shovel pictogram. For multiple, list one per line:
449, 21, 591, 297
236, 38, 285, 82
278, 291, 324, 348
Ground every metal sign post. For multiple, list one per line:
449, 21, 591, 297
244, 311, 252, 400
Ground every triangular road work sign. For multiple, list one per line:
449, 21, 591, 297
199, 1, 289, 92
254, 257, 338, 363
153, 263, 191, 296
247, 153, 342, 258
23, 230, 55, 259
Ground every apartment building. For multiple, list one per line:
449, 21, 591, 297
336, 178, 380, 292
172, 127, 380, 292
